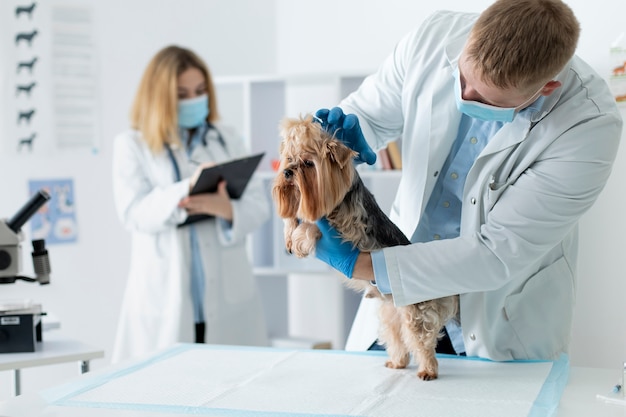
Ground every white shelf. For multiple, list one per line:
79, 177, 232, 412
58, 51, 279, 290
217, 73, 402, 275
221, 73, 402, 349
214, 73, 382, 174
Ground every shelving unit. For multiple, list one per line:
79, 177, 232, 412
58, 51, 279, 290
214, 73, 402, 349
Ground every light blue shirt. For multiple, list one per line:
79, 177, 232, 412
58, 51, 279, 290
371, 97, 545, 354
182, 124, 235, 324
181, 125, 209, 324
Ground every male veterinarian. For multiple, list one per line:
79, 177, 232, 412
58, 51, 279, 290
313, 0, 622, 360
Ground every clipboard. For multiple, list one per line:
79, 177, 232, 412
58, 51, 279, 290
178, 152, 265, 227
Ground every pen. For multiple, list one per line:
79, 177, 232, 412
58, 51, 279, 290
621, 361, 626, 396
189, 159, 201, 165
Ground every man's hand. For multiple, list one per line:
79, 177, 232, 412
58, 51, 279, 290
315, 107, 377, 165
315, 217, 360, 278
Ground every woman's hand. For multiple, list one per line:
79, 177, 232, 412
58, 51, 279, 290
179, 180, 233, 221
189, 162, 215, 192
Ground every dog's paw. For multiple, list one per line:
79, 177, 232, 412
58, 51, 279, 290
292, 242, 311, 258
417, 359, 439, 381
384, 360, 408, 369
417, 369, 438, 381
285, 239, 293, 255
292, 240, 317, 258
290, 222, 320, 258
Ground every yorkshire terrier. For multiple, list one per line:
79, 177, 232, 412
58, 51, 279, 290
272, 115, 458, 380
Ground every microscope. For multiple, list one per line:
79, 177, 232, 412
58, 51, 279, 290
0, 190, 52, 353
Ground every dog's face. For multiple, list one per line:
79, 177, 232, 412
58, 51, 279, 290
272, 116, 357, 222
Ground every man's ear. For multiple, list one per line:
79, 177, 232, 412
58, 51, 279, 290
540, 80, 562, 96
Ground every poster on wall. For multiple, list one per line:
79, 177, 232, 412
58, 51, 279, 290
50, 3, 100, 151
28, 178, 78, 244
1, 1, 43, 154
0, 1, 100, 154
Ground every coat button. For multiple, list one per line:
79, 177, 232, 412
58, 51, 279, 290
470, 333, 476, 341
470, 197, 476, 204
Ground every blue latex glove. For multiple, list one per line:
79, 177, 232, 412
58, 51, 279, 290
315, 217, 360, 278
315, 107, 377, 165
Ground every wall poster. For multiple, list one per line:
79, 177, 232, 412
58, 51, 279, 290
1, 1, 100, 154
28, 178, 78, 244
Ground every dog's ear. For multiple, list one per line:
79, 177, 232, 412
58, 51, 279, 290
326, 140, 358, 169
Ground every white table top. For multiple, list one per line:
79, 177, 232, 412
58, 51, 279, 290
0, 345, 623, 417
559, 366, 626, 417
0, 332, 104, 371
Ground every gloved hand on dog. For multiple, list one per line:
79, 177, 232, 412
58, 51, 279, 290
314, 107, 377, 165
315, 217, 360, 278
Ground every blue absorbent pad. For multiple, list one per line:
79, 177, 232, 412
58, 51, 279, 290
41, 344, 569, 417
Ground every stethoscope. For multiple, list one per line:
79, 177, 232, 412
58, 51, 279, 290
166, 123, 226, 182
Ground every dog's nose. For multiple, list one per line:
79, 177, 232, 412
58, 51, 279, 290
283, 169, 293, 179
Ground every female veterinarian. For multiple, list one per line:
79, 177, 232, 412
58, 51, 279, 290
313, 0, 622, 360
111, 46, 269, 362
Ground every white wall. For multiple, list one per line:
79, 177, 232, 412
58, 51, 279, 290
0, 0, 624, 399
276, 0, 624, 77
276, 0, 486, 75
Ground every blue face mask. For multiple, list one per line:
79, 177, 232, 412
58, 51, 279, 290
453, 67, 519, 123
178, 95, 209, 128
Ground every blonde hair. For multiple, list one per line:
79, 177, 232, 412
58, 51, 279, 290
466, 0, 580, 93
129, 45, 220, 153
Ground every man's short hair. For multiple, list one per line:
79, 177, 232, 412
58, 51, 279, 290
466, 0, 580, 93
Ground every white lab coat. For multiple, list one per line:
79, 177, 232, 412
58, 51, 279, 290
111, 124, 270, 363
343, 11, 622, 360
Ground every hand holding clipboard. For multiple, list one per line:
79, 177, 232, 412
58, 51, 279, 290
178, 152, 265, 227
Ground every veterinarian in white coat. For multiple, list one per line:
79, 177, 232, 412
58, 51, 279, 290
314, 0, 622, 361
112, 46, 269, 363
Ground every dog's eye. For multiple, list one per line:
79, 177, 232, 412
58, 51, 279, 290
303, 160, 314, 168
286, 157, 293, 163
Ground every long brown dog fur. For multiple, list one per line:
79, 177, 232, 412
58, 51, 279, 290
272, 114, 459, 380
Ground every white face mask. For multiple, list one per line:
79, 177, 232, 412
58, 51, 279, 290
453, 67, 541, 123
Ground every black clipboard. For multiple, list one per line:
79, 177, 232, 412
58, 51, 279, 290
178, 152, 265, 227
